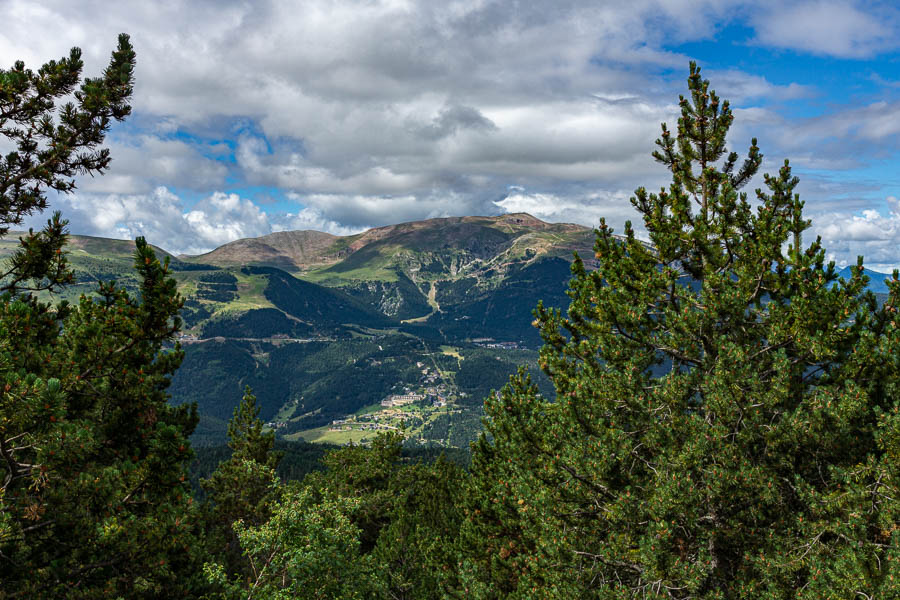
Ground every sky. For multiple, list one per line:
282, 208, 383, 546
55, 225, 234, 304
3, 0, 900, 269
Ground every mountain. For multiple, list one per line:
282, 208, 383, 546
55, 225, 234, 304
837, 265, 895, 294
8, 218, 896, 448
1, 215, 589, 446
0, 231, 205, 303
2, 214, 594, 345
185, 230, 340, 270
0, 230, 177, 265
184, 213, 592, 273
182, 213, 597, 326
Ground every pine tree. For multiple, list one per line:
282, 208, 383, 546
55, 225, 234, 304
1, 238, 200, 599
227, 386, 282, 468
462, 63, 900, 598
201, 386, 283, 578
0, 37, 203, 598
0, 34, 134, 238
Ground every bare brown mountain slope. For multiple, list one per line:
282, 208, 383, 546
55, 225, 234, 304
342, 213, 571, 252
184, 229, 339, 270
181, 213, 593, 272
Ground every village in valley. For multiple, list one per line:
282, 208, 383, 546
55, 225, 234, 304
280, 356, 473, 447
325, 361, 458, 443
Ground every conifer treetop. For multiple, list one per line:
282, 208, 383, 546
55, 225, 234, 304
0, 33, 134, 233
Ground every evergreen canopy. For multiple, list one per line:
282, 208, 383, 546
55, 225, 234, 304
463, 63, 900, 599
0, 36, 201, 599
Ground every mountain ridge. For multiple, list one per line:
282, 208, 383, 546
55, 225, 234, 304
180, 212, 594, 274
6, 217, 894, 447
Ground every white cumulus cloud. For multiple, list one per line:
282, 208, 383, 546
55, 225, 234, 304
812, 196, 900, 270
34, 188, 273, 255
2, 0, 899, 268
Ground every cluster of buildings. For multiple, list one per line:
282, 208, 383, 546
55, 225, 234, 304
381, 393, 425, 408
329, 421, 398, 433
321, 360, 458, 437
474, 340, 519, 350
328, 409, 413, 432
424, 387, 448, 407
416, 364, 451, 406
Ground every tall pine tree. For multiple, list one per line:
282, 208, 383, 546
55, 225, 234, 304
200, 386, 283, 580
462, 63, 900, 599
0, 36, 201, 598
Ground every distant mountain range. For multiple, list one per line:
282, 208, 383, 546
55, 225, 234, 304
836, 266, 896, 294
170, 213, 599, 342
184, 212, 591, 270
2, 213, 597, 340
0, 214, 595, 445
3, 215, 893, 446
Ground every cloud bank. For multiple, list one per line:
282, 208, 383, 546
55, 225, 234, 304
4, 0, 900, 266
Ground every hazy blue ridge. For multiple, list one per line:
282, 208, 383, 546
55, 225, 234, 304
837, 266, 897, 294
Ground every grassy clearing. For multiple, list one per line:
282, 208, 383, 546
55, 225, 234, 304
355, 326, 402, 336
286, 425, 376, 445
273, 400, 299, 421
300, 246, 405, 284
173, 277, 200, 297
208, 271, 273, 314
283, 426, 324, 442
401, 313, 432, 324
440, 345, 462, 359
300, 265, 399, 284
